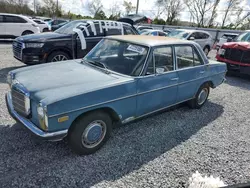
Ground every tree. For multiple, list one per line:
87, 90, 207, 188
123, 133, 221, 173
108, 1, 122, 20
156, 0, 182, 25
94, 10, 107, 20
153, 18, 166, 25
123, 1, 135, 15
184, 0, 215, 27
207, 0, 220, 27
42, 0, 62, 17
221, 0, 241, 28
86, 0, 103, 17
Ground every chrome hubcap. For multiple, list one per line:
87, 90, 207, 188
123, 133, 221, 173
81, 120, 106, 148
52, 55, 68, 62
198, 88, 208, 105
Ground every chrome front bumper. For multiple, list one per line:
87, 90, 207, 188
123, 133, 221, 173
6, 92, 68, 141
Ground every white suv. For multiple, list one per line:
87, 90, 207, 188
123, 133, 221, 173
167, 29, 213, 55
0, 13, 40, 38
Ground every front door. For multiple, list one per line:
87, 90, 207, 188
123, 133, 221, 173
136, 46, 178, 116
174, 45, 207, 102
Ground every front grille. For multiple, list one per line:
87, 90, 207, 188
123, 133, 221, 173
223, 48, 250, 65
12, 41, 23, 60
11, 85, 30, 117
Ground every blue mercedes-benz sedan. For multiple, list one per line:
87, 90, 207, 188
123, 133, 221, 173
6, 35, 227, 155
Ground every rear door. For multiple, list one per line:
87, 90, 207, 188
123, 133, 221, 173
4, 15, 27, 37
175, 45, 207, 102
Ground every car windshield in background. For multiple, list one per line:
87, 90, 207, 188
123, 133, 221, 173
54, 20, 83, 34
167, 30, 189, 39
236, 32, 250, 42
84, 39, 148, 76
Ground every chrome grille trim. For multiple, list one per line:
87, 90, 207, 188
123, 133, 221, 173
11, 84, 30, 117
12, 41, 23, 60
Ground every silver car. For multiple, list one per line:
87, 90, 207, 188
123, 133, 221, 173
167, 29, 213, 55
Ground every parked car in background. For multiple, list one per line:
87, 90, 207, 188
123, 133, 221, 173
167, 29, 213, 56
0, 13, 40, 39
12, 20, 138, 64
136, 26, 153, 32
32, 19, 50, 32
216, 33, 239, 50
51, 21, 69, 31
48, 19, 69, 31
216, 31, 250, 76
141, 29, 169, 36
6, 35, 227, 155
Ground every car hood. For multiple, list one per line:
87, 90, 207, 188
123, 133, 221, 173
222, 42, 250, 50
16, 32, 71, 42
11, 59, 132, 104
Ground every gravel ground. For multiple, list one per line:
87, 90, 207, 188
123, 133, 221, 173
0, 43, 250, 188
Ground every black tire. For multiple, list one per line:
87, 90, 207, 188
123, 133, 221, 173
43, 28, 49, 32
47, 51, 70, 63
188, 83, 210, 109
203, 46, 210, 56
68, 111, 112, 155
22, 31, 34, 36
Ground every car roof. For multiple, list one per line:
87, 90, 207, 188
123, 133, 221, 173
174, 29, 210, 34
222, 33, 239, 35
107, 35, 194, 47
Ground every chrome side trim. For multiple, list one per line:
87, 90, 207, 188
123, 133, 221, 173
49, 71, 226, 118
6, 92, 67, 140
122, 97, 194, 124
137, 83, 179, 95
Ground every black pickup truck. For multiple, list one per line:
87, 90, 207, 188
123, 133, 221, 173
12, 19, 139, 64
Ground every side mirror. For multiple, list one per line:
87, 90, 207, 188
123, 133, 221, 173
189, 36, 195, 40
227, 37, 233, 42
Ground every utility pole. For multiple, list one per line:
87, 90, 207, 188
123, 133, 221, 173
136, 0, 139, 14
34, 0, 36, 14
56, 0, 58, 17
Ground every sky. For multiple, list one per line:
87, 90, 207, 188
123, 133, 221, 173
29, 0, 250, 25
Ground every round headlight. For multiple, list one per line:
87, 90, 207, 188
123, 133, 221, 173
6, 72, 14, 85
37, 106, 44, 117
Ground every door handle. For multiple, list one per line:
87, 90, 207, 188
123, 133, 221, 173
170, 77, 179, 81
200, 71, 205, 74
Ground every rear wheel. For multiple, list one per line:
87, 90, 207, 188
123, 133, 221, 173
43, 28, 49, 32
22, 31, 34, 36
68, 111, 112, 155
47, 51, 70, 62
188, 84, 210, 109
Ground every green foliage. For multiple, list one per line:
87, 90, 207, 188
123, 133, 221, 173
153, 18, 166, 25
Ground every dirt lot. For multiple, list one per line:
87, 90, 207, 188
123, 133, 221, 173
0, 43, 250, 187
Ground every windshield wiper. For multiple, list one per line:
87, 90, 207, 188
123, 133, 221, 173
81, 59, 110, 74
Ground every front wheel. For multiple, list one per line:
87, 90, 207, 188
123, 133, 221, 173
188, 84, 210, 109
22, 31, 34, 36
68, 111, 112, 155
47, 51, 70, 62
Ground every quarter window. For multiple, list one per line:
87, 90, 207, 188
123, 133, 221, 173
175, 46, 203, 69
0, 16, 3, 22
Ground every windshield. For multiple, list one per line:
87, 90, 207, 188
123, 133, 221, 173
236, 32, 250, 42
84, 39, 149, 76
55, 20, 83, 34
167, 30, 190, 39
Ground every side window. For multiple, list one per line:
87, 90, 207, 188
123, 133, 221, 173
175, 46, 203, 69
5, 16, 27, 23
0, 16, 3, 23
146, 46, 173, 75
124, 26, 136, 35
151, 31, 158, 36
158, 31, 167, 36
81, 23, 104, 37
105, 28, 121, 36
